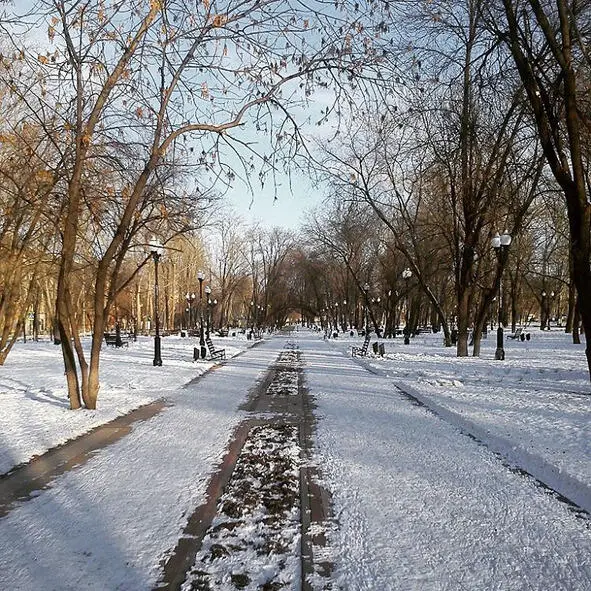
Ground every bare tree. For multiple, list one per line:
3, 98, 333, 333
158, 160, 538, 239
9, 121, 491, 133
2, 0, 391, 408
491, 0, 591, 380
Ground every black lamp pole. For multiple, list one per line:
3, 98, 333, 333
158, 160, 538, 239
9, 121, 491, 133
149, 238, 164, 366
402, 268, 412, 344
205, 285, 212, 336
363, 283, 369, 334
492, 231, 512, 360
197, 271, 206, 359
185, 292, 195, 330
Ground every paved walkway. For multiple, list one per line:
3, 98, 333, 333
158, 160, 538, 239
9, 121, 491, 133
0, 401, 168, 518
0, 337, 287, 590
299, 331, 591, 590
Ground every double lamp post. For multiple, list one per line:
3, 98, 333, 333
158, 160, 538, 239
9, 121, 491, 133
148, 240, 213, 365
491, 231, 512, 361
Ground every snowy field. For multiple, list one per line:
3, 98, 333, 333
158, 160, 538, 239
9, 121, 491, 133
0, 327, 590, 590
302, 330, 591, 590
0, 333, 253, 475
325, 328, 591, 515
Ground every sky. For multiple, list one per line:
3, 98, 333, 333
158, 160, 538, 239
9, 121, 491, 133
3, 1, 345, 232
225, 167, 324, 230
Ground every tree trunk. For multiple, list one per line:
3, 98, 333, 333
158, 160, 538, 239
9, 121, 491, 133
456, 287, 470, 356
510, 277, 518, 333
566, 280, 576, 333
573, 303, 581, 345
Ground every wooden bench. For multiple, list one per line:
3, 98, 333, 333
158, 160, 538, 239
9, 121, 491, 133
507, 327, 522, 340
205, 336, 226, 360
352, 333, 371, 357
104, 332, 129, 347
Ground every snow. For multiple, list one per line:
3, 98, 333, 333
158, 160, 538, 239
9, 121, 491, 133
182, 424, 302, 590
0, 328, 590, 589
302, 332, 591, 589
0, 334, 249, 475
325, 330, 591, 515
0, 334, 282, 590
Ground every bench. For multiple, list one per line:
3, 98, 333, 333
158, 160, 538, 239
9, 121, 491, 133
508, 327, 530, 341
104, 332, 129, 347
352, 333, 371, 357
205, 336, 226, 361
217, 328, 229, 337
507, 327, 522, 340
507, 328, 530, 340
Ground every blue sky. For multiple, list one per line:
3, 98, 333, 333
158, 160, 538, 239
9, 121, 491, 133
226, 167, 324, 230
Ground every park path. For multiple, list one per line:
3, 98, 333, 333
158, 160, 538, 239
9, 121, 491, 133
299, 331, 591, 590
0, 400, 169, 518
155, 338, 332, 590
0, 334, 332, 591
0, 336, 287, 590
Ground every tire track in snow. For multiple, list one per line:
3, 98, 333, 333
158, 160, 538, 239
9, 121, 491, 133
355, 356, 591, 519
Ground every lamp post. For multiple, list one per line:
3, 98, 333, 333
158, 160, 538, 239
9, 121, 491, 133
212, 299, 217, 332
363, 283, 370, 334
541, 290, 547, 330
205, 285, 212, 335
386, 290, 393, 338
376, 296, 381, 336
197, 271, 206, 359
402, 268, 412, 344
185, 292, 195, 330
491, 231, 512, 360
149, 237, 164, 366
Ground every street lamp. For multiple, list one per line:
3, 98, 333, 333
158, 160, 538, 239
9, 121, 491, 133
362, 283, 370, 333
386, 290, 394, 338
491, 231, 512, 360
211, 298, 217, 333
185, 292, 195, 330
197, 271, 206, 359
541, 290, 547, 330
205, 285, 212, 335
149, 237, 164, 366
402, 268, 412, 344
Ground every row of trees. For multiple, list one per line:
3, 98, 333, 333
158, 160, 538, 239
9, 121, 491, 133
0, 0, 392, 409
300, 0, 591, 368
6, 220, 302, 342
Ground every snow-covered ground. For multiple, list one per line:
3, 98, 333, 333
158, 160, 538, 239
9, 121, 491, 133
0, 327, 589, 590
304, 330, 591, 589
0, 333, 252, 475
0, 334, 283, 590
325, 329, 591, 515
